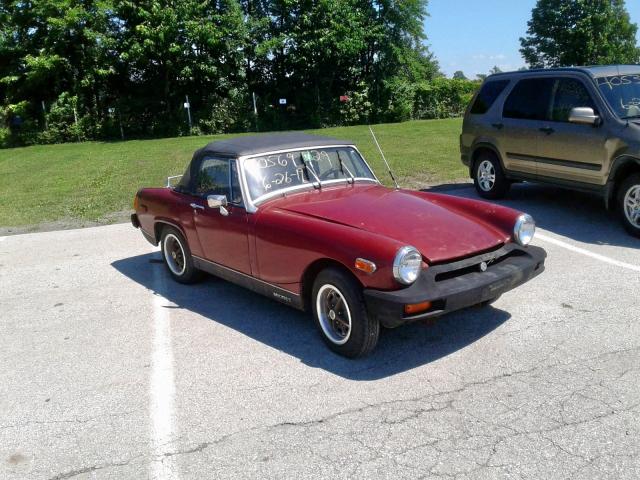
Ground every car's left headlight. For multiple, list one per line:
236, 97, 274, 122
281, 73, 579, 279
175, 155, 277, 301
393, 246, 422, 285
513, 214, 536, 246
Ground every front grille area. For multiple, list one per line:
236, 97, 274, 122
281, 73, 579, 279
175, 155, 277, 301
433, 248, 525, 282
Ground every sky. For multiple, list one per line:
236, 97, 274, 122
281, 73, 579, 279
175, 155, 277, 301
424, 0, 640, 78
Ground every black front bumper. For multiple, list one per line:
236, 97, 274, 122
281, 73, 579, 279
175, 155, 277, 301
364, 244, 546, 328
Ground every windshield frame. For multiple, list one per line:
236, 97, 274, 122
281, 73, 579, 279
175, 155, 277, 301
236, 145, 380, 213
595, 73, 640, 120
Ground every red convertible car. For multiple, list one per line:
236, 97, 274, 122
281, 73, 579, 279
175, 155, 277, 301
132, 133, 545, 357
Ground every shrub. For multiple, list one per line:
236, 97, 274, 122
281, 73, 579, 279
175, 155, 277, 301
382, 77, 416, 123
338, 82, 372, 126
414, 78, 479, 119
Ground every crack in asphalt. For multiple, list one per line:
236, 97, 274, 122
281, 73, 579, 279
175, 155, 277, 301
155, 344, 639, 474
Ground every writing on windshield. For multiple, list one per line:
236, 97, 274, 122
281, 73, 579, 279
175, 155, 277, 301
243, 147, 375, 201
597, 74, 640, 118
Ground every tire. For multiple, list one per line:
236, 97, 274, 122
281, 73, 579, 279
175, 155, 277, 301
311, 267, 379, 358
617, 173, 640, 238
159, 226, 202, 284
473, 152, 510, 199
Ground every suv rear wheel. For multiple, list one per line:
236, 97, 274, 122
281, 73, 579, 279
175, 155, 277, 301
618, 173, 640, 238
473, 152, 510, 199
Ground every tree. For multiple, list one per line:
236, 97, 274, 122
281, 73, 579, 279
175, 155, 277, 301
453, 70, 467, 80
489, 65, 502, 75
520, 0, 640, 67
476, 74, 488, 81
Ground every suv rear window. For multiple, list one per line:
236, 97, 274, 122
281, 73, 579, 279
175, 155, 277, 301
470, 80, 510, 114
503, 78, 555, 120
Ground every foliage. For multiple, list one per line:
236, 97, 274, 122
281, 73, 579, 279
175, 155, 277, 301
520, 0, 640, 67
0, 0, 444, 146
453, 71, 467, 80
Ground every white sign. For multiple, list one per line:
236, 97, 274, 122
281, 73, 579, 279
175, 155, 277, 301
183, 102, 190, 109
279, 98, 287, 105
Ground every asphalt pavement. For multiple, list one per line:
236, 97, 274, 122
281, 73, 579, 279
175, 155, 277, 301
1, 183, 639, 479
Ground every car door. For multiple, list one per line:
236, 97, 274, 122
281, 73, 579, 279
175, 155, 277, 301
535, 76, 609, 185
497, 77, 555, 176
190, 156, 252, 274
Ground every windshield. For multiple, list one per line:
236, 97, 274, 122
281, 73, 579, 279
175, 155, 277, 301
597, 74, 640, 119
243, 147, 377, 202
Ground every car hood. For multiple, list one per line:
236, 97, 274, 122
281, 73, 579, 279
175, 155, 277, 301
273, 185, 508, 263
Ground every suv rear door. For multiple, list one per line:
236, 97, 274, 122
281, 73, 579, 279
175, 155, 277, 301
535, 76, 608, 185
498, 77, 555, 176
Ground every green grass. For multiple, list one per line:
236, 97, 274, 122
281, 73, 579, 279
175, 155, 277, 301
0, 118, 465, 228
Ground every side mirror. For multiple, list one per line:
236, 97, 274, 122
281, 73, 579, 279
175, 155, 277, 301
207, 194, 229, 216
568, 107, 601, 126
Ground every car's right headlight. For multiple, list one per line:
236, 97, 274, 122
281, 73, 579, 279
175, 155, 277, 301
514, 214, 536, 246
393, 246, 422, 285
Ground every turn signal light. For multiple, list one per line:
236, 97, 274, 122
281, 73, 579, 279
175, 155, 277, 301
133, 194, 139, 211
404, 301, 432, 316
355, 258, 377, 274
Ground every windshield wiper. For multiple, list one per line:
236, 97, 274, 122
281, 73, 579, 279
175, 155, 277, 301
301, 157, 322, 189
337, 151, 355, 184
622, 114, 640, 120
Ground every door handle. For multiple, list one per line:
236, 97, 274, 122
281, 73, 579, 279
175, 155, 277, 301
491, 122, 504, 130
190, 203, 205, 210
539, 127, 555, 135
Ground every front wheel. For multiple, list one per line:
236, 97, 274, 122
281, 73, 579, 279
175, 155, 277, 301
618, 173, 640, 238
311, 268, 379, 358
473, 153, 510, 199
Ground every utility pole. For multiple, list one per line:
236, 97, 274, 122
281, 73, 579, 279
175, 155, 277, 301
252, 92, 259, 132
73, 106, 81, 142
41, 100, 48, 130
184, 95, 192, 133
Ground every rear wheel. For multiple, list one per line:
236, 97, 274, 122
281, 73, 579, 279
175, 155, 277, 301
311, 268, 379, 358
473, 152, 510, 199
160, 226, 202, 283
617, 173, 640, 238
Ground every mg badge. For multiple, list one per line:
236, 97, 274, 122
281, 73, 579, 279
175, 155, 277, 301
479, 261, 488, 272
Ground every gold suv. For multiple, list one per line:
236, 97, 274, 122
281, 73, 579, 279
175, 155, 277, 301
460, 65, 640, 238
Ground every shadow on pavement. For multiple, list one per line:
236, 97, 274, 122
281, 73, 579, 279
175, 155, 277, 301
424, 182, 639, 249
112, 252, 510, 381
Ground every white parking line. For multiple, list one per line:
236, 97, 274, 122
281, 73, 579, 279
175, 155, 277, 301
0, 237, 6, 242
149, 264, 179, 480
536, 232, 640, 273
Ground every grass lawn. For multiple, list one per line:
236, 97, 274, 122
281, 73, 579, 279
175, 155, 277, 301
0, 118, 466, 229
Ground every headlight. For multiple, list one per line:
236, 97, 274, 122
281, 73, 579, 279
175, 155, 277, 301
393, 246, 422, 285
514, 214, 535, 246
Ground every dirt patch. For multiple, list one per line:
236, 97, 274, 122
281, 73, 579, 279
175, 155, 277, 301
0, 210, 131, 236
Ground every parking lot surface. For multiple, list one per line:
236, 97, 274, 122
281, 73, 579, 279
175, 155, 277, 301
1, 183, 639, 479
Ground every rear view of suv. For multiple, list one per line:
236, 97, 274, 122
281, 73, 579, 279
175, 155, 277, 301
460, 66, 640, 237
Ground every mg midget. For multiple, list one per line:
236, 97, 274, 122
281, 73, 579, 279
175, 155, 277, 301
132, 133, 546, 357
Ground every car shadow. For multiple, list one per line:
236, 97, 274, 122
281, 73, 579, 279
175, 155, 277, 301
424, 182, 639, 249
112, 252, 511, 381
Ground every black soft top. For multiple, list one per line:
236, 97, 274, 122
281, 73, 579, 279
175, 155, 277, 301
198, 132, 354, 157
178, 132, 356, 192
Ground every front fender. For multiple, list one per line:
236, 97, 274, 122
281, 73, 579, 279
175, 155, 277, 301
254, 208, 406, 291
605, 154, 640, 209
